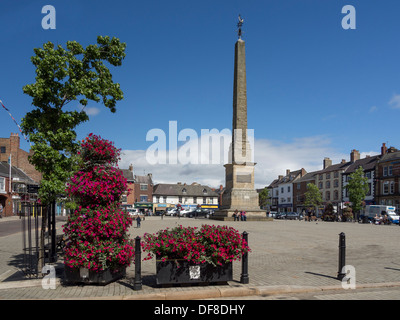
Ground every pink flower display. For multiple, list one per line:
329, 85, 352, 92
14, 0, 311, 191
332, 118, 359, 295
63, 134, 134, 272
141, 225, 250, 267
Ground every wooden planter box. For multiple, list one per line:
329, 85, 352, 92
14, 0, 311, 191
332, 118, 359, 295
156, 258, 233, 285
64, 266, 125, 285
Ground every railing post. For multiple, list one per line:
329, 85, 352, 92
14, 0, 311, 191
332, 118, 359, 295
133, 236, 142, 290
337, 232, 346, 280
240, 231, 249, 284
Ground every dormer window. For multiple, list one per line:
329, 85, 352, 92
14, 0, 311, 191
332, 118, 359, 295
182, 188, 187, 194
203, 188, 207, 194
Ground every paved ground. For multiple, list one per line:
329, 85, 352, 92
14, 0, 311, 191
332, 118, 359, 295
0, 215, 400, 300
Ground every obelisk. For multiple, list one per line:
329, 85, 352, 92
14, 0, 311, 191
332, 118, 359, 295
213, 16, 267, 221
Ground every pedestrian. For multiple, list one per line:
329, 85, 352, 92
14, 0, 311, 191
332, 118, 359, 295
307, 210, 311, 222
136, 215, 141, 228
0, 203, 3, 218
233, 209, 239, 221
242, 211, 247, 221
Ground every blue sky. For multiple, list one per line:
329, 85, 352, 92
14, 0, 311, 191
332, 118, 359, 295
1, 1, 400, 187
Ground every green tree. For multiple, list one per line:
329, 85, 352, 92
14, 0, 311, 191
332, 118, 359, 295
258, 187, 270, 208
304, 183, 322, 215
21, 36, 126, 204
346, 166, 369, 220
21, 36, 126, 271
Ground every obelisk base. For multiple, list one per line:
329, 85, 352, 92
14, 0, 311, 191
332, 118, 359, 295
211, 209, 271, 221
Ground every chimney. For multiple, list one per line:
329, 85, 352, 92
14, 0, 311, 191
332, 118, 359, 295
129, 164, 133, 172
323, 157, 332, 169
286, 169, 290, 176
381, 143, 387, 155
341, 159, 346, 164
278, 175, 283, 180
350, 149, 360, 162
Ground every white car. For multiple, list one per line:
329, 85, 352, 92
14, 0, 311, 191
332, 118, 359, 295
127, 208, 140, 216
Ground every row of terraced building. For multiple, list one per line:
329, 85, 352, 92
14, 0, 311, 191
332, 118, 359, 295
267, 143, 400, 215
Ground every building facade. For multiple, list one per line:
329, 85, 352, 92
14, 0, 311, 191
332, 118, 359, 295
152, 182, 219, 212
375, 144, 400, 209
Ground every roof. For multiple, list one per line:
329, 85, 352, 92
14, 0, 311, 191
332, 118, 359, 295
294, 171, 318, 183
120, 169, 134, 181
344, 155, 379, 175
153, 183, 218, 197
269, 168, 306, 187
317, 161, 351, 174
0, 162, 37, 184
134, 175, 153, 185
378, 150, 400, 164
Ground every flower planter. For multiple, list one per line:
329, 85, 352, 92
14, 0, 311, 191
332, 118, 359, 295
156, 258, 232, 285
64, 266, 126, 285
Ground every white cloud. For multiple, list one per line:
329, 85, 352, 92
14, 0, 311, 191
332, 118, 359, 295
77, 104, 101, 116
119, 133, 353, 189
369, 106, 378, 113
389, 94, 400, 109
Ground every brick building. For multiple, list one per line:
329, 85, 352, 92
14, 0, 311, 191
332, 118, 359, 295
375, 143, 400, 209
0, 133, 41, 183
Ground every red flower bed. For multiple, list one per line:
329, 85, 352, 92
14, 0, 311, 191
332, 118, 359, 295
142, 225, 250, 267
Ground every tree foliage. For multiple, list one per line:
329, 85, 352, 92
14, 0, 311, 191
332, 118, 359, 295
21, 36, 126, 204
258, 187, 270, 208
346, 166, 369, 215
304, 183, 322, 211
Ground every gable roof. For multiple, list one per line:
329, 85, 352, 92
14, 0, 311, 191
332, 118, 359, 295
153, 183, 218, 197
344, 155, 379, 174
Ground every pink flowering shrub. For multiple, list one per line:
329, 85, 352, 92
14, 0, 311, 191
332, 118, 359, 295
63, 134, 134, 272
142, 225, 250, 266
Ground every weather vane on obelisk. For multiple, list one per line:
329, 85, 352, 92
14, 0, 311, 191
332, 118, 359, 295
237, 14, 244, 39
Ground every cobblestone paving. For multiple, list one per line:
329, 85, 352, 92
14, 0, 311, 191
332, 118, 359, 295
0, 216, 400, 299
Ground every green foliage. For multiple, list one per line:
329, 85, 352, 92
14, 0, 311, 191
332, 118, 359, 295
21, 36, 126, 204
258, 187, 269, 207
346, 166, 369, 215
304, 183, 322, 211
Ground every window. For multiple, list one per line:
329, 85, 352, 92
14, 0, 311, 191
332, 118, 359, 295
287, 197, 291, 203
0, 177, 5, 192
178, 196, 182, 203
390, 181, 395, 194
203, 188, 207, 194
203, 197, 206, 204
182, 188, 187, 194
140, 195, 148, 202
156, 196, 160, 203
388, 166, 393, 176
383, 182, 389, 194
297, 183, 300, 190
319, 174, 323, 180
326, 173, 330, 180
334, 171, 339, 178
318, 182, 323, 189
326, 191, 330, 201
365, 171, 371, 179
287, 186, 290, 192
0, 146, 5, 154
281, 187, 284, 193
193, 196, 197, 204
383, 167, 388, 177
334, 179, 339, 188
367, 183, 372, 196
140, 184, 148, 190
326, 181, 331, 188
334, 190, 339, 200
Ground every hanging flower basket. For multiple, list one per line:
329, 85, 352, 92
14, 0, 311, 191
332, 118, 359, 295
142, 225, 250, 285
63, 134, 134, 285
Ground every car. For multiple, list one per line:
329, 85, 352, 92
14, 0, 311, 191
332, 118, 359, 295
267, 211, 278, 218
285, 212, 303, 220
275, 212, 286, 219
127, 208, 140, 216
186, 209, 211, 218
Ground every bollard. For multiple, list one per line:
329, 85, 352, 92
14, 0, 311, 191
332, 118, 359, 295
240, 231, 249, 284
133, 236, 142, 290
337, 232, 346, 280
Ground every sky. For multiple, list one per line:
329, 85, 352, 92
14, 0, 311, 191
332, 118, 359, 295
1, 0, 400, 189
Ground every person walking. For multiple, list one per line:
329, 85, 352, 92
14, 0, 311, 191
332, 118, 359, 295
136, 215, 141, 228
0, 203, 3, 218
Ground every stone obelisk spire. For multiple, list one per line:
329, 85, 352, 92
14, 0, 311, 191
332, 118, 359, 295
212, 15, 267, 221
